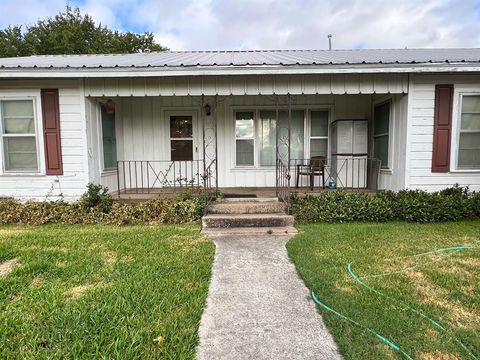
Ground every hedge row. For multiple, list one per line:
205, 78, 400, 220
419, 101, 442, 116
291, 186, 480, 223
0, 185, 204, 226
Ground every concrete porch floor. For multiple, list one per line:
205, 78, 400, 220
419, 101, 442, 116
114, 186, 377, 201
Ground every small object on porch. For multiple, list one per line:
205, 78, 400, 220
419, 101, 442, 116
295, 156, 327, 191
328, 177, 337, 190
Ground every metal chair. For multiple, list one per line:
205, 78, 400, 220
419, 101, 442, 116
295, 156, 327, 190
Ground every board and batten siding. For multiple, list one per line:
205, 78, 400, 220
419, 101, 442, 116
0, 79, 89, 200
407, 74, 480, 191
85, 74, 409, 97
104, 94, 380, 188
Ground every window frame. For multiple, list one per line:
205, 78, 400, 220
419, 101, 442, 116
163, 109, 200, 163
98, 102, 118, 171
234, 110, 256, 167
0, 92, 43, 175
452, 91, 480, 172
231, 106, 332, 170
308, 110, 330, 159
373, 98, 393, 171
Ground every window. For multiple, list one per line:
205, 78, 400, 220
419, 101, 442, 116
170, 115, 193, 161
373, 101, 390, 169
101, 104, 117, 169
457, 95, 480, 169
310, 111, 328, 157
1, 100, 38, 172
235, 111, 255, 166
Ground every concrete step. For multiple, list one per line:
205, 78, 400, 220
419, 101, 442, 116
201, 226, 298, 236
207, 201, 285, 214
202, 213, 294, 228
217, 197, 279, 203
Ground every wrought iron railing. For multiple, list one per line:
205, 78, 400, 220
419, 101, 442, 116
291, 156, 382, 191
203, 159, 218, 214
117, 160, 205, 195
276, 158, 291, 211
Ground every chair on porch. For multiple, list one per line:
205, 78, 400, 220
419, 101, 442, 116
295, 156, 327, 190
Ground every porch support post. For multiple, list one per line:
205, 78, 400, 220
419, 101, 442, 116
201, 94, 206, 189
214, 95, 219, 191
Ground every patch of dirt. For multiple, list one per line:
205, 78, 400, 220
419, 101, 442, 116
406, 270, 480, 329
453, 257, 480, 268
0, 258, 20, 277
31, 277, 45, 287
63, 282, 106, 300
103, 251, 117, 268
21, 245, 68, 253
419, 351, 461, 360
0, 229, 25, 237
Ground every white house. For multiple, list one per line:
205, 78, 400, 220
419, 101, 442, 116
0, 48, 480, 201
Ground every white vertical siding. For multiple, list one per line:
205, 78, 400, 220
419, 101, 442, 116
376, 94, 408, 191
407, 74, 480, 191
109, 94, 389, 188
0, 80, 89, 200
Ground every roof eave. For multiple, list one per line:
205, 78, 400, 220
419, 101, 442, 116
0, 62, 479, 78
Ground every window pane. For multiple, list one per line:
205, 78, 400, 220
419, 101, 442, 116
101, 105, 117, 169
170, 116, 193, 138
310, 139, 328, 157
235, 112, 254, 138
461, 96, 480, 113
3, 118, 35, 134
374, 135, 389, 169
374, 102, 390, 135
171, 140, 193, 161
4, 137, 38, 171
458, 133, 480, 168
278, 110, 304, 160
259, 110, 276, 166
2, 100, 34, 117
311, 111, 328, 137
460, 114, 480, 130
236, 139, 254, 166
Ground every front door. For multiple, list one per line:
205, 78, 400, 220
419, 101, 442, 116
169, 115, 196, 161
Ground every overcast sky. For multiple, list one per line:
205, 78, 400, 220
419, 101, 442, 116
1, 0, 480, 50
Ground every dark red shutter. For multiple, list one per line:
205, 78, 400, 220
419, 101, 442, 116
41, 89, 63, 175
431, 84, 453, 173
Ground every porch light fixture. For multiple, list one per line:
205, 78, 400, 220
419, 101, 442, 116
204, 104, 211, 116
105, 99, 115, 115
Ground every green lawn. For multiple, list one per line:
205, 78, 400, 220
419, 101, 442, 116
287, 221, 480, 360
0, 225, 214, 359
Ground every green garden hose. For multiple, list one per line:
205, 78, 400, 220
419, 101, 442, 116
310, 244, 479, 360
347, 245, 478, 360
310, 290, 414, 359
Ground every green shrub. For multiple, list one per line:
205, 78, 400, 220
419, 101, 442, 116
0, 185, 204, 226
291, 185, 480, 224
79, 183, 113, 213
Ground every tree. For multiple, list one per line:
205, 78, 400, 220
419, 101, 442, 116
0, 6, 167, 57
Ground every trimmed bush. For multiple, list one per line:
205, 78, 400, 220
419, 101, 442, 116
291, 185, 480, 223
0, 185, 205, 226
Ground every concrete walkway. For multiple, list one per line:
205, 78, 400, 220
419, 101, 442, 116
197, 235, 341, 360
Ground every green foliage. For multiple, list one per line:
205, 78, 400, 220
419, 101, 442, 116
0, 6, 167, 57
291, 185, 480, 223
79, 183, 113, 213
0, 184, 204, 226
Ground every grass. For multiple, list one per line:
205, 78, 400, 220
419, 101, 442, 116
287, 221, 480, 360
0, 224, 215, 359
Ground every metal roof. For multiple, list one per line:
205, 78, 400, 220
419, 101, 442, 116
1, 48, 480, 69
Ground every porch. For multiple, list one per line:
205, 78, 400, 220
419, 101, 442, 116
85, 78, 407, 199
113, 156, 381, 201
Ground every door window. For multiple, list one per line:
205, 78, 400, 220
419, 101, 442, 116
170, 116, 193, 161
